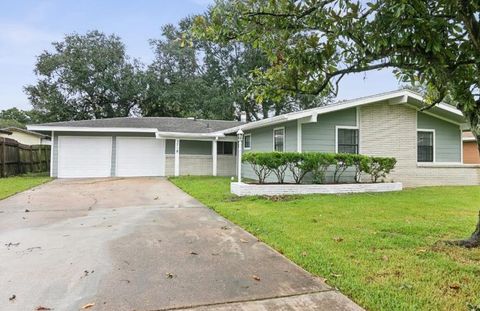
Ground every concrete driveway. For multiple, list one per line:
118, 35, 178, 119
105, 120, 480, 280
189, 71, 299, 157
0, 178, 361, 311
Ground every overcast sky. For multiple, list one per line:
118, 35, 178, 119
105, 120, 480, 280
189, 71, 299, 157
0, 0, 400, 111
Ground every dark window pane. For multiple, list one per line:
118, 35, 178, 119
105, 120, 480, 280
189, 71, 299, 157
417, 131, 433, 162
218, 142, 233, 155
337, 129, 358, 154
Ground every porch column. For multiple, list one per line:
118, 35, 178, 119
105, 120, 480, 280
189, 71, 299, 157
212, 139, 217, 176
174, 139, 180, 177
236, 129, 244, 183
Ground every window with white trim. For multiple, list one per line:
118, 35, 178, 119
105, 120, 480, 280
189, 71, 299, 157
273, 128, 285, 152
417, 131, 434, 162
337, 128, 359, 154
244, 134, 251, 150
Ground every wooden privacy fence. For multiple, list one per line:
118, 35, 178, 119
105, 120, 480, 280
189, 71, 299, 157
0, 137, 51, 177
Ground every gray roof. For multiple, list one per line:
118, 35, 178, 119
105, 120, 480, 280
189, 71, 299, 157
31, 117, 244, 133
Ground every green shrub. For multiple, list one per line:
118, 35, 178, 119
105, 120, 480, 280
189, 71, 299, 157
242, 152, 396, 184
269, 152, 289, 183
363, 157, 397, 182
241, 152, 273, 183
304, 153, 336, 184
284, 152, 308, 184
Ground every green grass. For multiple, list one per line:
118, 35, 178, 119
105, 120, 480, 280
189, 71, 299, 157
171, 176, 480, 311
0, 174, 52, 200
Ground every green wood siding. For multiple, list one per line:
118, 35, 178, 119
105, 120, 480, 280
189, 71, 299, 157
165, 139, 213, 155
302, 108, 357, 152
242, 110, 358, 183
244, 120, 298, 152
417, 112, 461, 162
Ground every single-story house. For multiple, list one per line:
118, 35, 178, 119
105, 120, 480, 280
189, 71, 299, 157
463, 132, 480, 164
27, 89, 480, 186
0, 127, 51, 145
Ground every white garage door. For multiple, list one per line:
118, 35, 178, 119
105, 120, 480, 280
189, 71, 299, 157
115, 137, 165, 177
58, 136, 112, 178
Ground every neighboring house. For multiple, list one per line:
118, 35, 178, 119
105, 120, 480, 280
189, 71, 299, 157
0, 127, 51, 145
463, 132, 480, 164
27, 89, 480, 186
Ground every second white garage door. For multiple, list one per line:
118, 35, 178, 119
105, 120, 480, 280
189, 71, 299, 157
115, 137, 165, 177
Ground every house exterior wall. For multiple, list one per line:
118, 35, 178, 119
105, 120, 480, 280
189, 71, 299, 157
417, 112, 462, 162
242, 110, 357, 182
244, 120, 298, 152
464, 141, 480, 164
0, 131, 43, 145
165, 139, 212, 155
302, 108, 357, 152
165, 154, 236, 176
359, 103, 479, 186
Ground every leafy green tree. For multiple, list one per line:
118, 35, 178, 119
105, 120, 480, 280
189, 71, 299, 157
0, 108, 31, 125
25, 30, 146, 122
194, 0, 480, 247
145, 16, 324, 121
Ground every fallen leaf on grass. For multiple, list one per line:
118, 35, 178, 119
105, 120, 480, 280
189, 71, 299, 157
449, 283, 461, 290
301, 251, 308, 257
82, 303, 95, 309
333, 237, 344, 242
382, 255, 389, 261
35, 306, 52, 310
252, 275, 261, 281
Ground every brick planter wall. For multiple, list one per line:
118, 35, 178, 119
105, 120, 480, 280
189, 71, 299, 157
231, 182, 403, 196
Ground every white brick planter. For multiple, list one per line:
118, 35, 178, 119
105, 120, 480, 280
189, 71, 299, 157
231, 182, 403, 196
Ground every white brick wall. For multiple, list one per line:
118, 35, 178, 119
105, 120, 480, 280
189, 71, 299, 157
359, 103, 480, 186
231, 182, 403, 196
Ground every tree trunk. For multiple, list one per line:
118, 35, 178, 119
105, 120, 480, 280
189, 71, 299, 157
447, 211, 480, 248
446, 104, 480, 248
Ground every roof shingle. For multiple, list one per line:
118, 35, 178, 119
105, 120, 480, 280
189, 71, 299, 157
31, 117, 244, 133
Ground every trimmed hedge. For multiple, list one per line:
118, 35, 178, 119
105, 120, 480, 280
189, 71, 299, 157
242, 152, 396, 184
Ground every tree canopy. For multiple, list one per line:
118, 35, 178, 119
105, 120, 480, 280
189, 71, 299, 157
25, 31, 146, 122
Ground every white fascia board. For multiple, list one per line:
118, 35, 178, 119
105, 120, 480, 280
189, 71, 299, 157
155, 131, 227, 140
26, 125, 158, 133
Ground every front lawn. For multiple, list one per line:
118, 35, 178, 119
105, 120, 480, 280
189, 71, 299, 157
0, 173, 51, 200
171, 176, 480, 311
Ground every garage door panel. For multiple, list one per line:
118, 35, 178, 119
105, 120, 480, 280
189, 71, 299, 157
58, 136, 112, 178
116, 137, 165, 177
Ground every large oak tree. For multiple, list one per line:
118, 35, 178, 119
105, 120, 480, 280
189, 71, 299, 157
25, 31, 146, 122
194, 0, 480, 247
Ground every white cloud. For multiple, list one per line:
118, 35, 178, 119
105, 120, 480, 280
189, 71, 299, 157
0, 23, 59, 46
